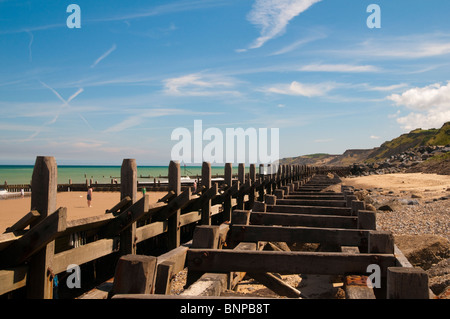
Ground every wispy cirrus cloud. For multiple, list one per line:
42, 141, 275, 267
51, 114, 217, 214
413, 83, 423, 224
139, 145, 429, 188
242, 0, 322, 50
270, 31, 327, 55
299, 63, 380, 73
163, 73, 241, 97
91, 44, 117, 68
103, 108, 223, 133
330, 33, 450, 60
264, 80, 337, 97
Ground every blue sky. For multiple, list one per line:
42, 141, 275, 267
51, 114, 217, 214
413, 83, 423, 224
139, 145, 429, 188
1, 0, 450, 165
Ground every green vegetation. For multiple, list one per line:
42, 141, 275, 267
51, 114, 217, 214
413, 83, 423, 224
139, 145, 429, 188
366, 122, 450, 162
303, 153, 330, 159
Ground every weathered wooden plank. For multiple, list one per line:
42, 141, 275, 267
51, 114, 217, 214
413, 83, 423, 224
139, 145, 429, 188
267, 204, 352, 216
0, 266, 28, 296
98, 195, 150, 238
249, 212, 357, 229
181, 273, 228, 297
135, 221, 167, 243
5, 210, 40, 233
228, 242, 257, 290
229, 225, 369, 247
52, 238, 119, 274
276, 199, 347, 207
65, 214, 115, 234
187, 249, 397, 276
152, 188, 192, 222
0, 231, 24, 251
0, 207, 67, 268
247, 272, 302, 298
285, 195, 344, 200
105, 196, 131, 215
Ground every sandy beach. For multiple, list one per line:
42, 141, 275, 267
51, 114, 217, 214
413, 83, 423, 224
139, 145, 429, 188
341, 173, 450, 197
0, 190, 167, 233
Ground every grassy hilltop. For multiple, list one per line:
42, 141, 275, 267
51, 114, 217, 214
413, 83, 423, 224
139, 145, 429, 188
280, 122, 450, 172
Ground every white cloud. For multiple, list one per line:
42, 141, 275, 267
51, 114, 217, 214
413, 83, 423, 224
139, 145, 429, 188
299, 63, 379, 73
163, 73, 240, 96
387, 82, 450, 111
266, 81, 337, 97
387, 81, 450, 130
370, 135, 380, 140
245, 0, 322, 50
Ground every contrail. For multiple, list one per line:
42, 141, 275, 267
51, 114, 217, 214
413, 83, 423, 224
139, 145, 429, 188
29, 81, 88, 139
26, 30, 34, 62
91, 44, 117, 68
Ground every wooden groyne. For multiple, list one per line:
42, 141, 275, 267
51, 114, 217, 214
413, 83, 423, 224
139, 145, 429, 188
0, 156, 430, 299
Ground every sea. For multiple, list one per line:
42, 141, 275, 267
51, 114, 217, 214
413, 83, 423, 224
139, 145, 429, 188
0, 165, 238, 186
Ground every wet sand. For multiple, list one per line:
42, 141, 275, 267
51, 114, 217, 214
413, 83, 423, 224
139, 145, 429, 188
0, 191, 167, 232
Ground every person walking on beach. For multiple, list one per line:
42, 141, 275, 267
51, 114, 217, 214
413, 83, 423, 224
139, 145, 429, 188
142, 187, 146, 197
87, 187, 93, 207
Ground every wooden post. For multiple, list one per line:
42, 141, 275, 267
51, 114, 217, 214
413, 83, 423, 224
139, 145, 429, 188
110, 254, 157, 296
168, 160, 181, 250
258, 164, 265, 201
120, 159, 137, 255
249, 164, 256, 209
387, 267, 429, 299
223, 163, 233, 222
237, 163, 245, 210
27, 156, 57, 299
358, 210, 376, 230
265, 194, 277, 205
186, 226, 220, 287
351, 200, 365, 215
369, 231, 394, 254
201, 162, 211, 225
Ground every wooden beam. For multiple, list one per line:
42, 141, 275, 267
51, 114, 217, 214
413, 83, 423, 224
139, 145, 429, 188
105, 196, 131, 215
247, 272, 302, 298
152, 188, 192, 221
229, 224, 369, 247
5, 210, 40, 233
0, 207, 67, 268
52, 238, 119, 274
99, 195, 150, 238
187, 249, 397, 276
0, 266, 28, 296
249, 212, 357, 229
267, 204, 352, 216
231, 210, 251, 225
181, 273, 228, 297
276, 199, 347, 207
